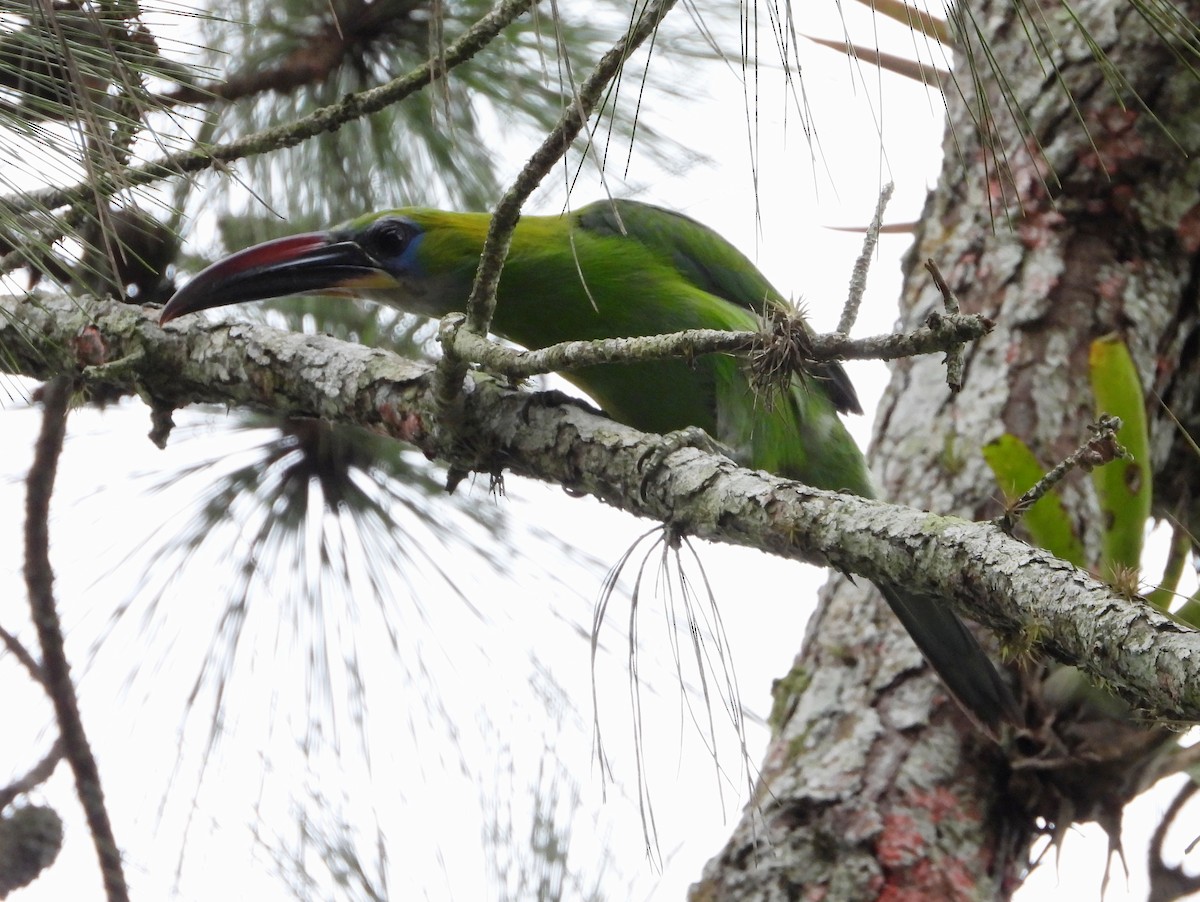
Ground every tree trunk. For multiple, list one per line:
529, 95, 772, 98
696, 0, 1200, 897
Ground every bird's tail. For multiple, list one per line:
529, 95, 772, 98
878, 584, 1020, 736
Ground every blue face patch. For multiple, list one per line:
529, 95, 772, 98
396, 230, 424, 277
359, 216, 424, 278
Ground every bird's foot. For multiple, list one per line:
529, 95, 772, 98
637, 426, 732, 502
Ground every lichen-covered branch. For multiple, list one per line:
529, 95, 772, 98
3, 293, 1199, 721
440, 308, 992, 380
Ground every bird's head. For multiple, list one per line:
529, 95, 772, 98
159, 210, 481, 324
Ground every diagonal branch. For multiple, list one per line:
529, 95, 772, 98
3, 294, 1199, 722
156, 0, 430, 107
24, 376, 128, 902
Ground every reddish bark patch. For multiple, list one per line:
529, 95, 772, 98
1079, 106, 1144, 173
1017, 208, 1065, 251
879, 856, 980, 902
910, 786, 977, 825
877, 812, 925, 867
380, 403, 425, 445
1178, 201, 1200, 254
876, 790, 989, 901
71, 325, 108, 367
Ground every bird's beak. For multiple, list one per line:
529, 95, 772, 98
159, 232, 399, 324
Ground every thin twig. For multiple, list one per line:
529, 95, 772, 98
838, 182, 893, 335
1146, 779, 1200, 901
25, 376, 130, 902
924, 258, 960, 314
439, 309, 993, 381
0, 739, 65, 810
996, 415, 1127, 533
924, 258, 968, 390
0, 622, 43, 682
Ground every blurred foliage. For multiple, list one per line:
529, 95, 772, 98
186, 0, 713, 239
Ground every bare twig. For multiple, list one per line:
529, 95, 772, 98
996, 415, 1127, 533
0, 622, 43, 683
924, 258, 960, 314
25, 376, 129, 902
1147, 779, 1200, 902
0, 739, 65, 810
924, 258, 969, 390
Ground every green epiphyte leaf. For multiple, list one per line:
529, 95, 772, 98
983, 433, 1086, 567
1089, 335, 1152, 577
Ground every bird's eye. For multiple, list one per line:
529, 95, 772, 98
366, 218, 416, 259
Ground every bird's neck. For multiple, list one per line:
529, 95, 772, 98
407, 213, 594, 350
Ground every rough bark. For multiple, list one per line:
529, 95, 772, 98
4, 295, 1199, 719
697, 0, 1200, 898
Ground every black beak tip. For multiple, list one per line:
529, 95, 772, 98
158, 298, 185, 325
159, 281, 211, 325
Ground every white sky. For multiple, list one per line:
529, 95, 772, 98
2, 1, 1198, 900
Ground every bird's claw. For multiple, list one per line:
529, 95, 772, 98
637, 426, 731, 502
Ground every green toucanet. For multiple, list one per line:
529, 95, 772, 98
160, 199, 1019, 734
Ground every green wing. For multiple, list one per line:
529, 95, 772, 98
576, 200, 862, 415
